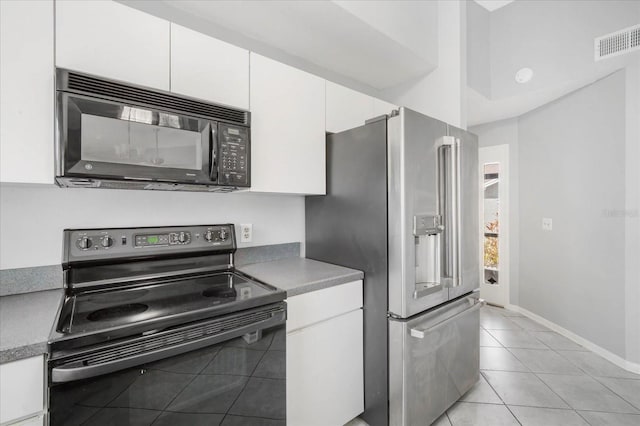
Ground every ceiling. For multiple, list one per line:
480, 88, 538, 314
467, 0, 640, 126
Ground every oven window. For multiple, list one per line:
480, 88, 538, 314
49, 324, 286, 426
80, 112, 203, 170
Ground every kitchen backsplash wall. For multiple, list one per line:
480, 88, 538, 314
0, 184, 305, 270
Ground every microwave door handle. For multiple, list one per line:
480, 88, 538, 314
209, 123, 218, 181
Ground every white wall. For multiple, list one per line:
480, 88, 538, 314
470, 118, 519, 305
473, 68, 640, 364
625, 61, 640, 364
380, 0, 467, 128
0, 184, 305, 269
466, 0, 491, 98
518, 71, 627, 358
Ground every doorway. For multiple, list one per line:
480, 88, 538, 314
479, 145, 509, 307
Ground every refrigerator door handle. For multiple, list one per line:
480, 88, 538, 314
410, 298, 485, 339
437, 136, 463, 288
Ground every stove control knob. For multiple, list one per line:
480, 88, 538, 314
101, 236, 113, 248
204, 230, 214, 242
178, 232, 187, 243
78, 237, 92, 250
219, 229, 228, 241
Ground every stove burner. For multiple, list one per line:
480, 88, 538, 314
87, 303, 149, 322
202, 287, 237, 300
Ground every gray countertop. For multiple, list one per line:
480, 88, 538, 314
239, 257, 364, 297
0, 257, 362, 364
0, 289, 62, 364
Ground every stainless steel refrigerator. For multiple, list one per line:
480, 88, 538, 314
306, 107, 482, 426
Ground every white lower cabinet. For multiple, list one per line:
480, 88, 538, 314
286, 281, 364, 426
0, 356, 45, 425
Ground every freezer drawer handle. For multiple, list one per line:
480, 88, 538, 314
410, 298, 485, 339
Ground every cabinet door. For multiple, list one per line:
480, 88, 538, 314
0, 356, 45, 424
326, 81, 375, 133
0, 0, 54, 184
249, 54, 325, 194
55, 0, 170, 90
287, 280, 363, 332
287, 309, 364, 426
170, 24, 249, 109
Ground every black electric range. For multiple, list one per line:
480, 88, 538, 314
48, 224, 287, 426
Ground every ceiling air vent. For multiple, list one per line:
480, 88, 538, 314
594, 24, 640, 61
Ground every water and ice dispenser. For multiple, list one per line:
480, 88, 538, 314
413, 214, 444, 298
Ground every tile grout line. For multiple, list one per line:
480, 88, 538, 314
590, 376, 640, 412
478, 307, 640, 421
492, 308, 590, 411
480, 307, 582, 418
531, 348, 640, 414
478, 370, 522, 424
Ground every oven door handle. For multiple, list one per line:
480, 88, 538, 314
51, 308, 285, 383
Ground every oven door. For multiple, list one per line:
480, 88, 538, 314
57, 92, 217, 185
48, 304, 286, 426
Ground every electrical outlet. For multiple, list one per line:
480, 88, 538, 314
542, 218, 553, 231
240, 224, 253, 243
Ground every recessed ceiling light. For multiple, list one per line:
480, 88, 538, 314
515, 67, 534, 83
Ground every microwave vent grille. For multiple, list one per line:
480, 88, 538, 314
65, 72, 249, 126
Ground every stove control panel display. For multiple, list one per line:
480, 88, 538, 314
66, 225, 236, 262
134, 232, 191, 247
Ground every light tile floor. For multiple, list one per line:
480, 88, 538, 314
346, 305, 640, 426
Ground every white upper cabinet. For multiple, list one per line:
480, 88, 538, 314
0, 0, 54, 184
55, 0, 170, 90
249, 54, 326, 194
326, 81, 398, 133
170, 24, 249, 109
326, 81, 375, 133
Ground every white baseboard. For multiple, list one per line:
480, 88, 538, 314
504, 304, 640, 375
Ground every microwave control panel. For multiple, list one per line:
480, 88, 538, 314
218, 124, 249, 186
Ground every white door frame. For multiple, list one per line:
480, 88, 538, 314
479, 144, 509, 307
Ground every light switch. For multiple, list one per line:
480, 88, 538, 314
542, 218, 553, 231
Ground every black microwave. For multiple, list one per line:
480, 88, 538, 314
55, 69, 250, 192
